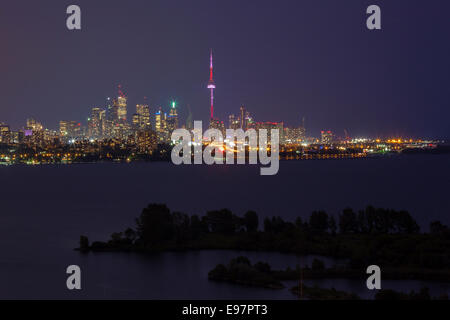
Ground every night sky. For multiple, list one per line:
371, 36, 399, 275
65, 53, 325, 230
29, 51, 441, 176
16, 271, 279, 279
1, 0, 449, 138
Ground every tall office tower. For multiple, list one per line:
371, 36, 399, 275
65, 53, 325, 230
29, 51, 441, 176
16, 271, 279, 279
110, 87, 127, 123
107, 86, 129, 140
99, 109, 106, 137
89, 107, 105, 139
114, 96, 127, 121
166, 101, 178, 133
155, 107, 168, 142
207, 50, 216, 119
240, 106, 246, 130
104, 97, 114, 138
155, 107, 162, 133
116, 85, 127, 121
136, 104, 151, 129
110, 98, 119, 122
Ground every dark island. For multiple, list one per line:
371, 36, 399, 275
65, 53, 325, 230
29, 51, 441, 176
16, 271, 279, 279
209, 256, 449, 300
78, 203, 450, 285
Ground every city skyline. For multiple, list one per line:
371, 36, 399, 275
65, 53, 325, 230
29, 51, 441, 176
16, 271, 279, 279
0, 49, 443, 142
1, 1, 449, 139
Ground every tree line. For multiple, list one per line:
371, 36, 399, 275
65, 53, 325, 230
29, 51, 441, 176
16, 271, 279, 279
79, 203, 450, 250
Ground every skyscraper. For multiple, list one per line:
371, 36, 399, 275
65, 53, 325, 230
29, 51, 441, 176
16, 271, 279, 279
166, 101, 179, 133
116, 98, 127, 122
89, 107, 105, 139
155, 107, 162, 133
136, 104, 151, 129
207, 49, 216, 119
107, 86, 130, 139
110, 86, 127, 123
155, 107, 168, 142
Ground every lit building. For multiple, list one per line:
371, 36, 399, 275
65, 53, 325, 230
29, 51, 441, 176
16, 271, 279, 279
105, 86, 130, 139
26, 118, 43, 131
0, 123, 11, 143
166, 101, 179, 134
155, 107, 169, 143
209, 118, 226, 136
88, 107, 105, 139
132, 113, 140, 129
136, 129, 157, 153
136, 104, 151, 129
155, 107, 162, 133
284, 126, 306, 145
228, 114, 240, 130
253, 121, 284, 143
116, 89, 127, 121
321, 130, 334, 144
24, 118, 45, 145
60, 120, 80, 140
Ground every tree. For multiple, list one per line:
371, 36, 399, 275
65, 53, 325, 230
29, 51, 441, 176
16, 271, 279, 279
110, 232, 123, 245
311, 258, 325, 271
136, 203, 175, 245
254, 261, 271, 273
79, 235, 89, 251
205, 209, 237, 234
243, 211, 259, 232
172, 211, 191, 243
264, 216, 291, 234
230, 256, 251, 267
190, 215, 207, 239
309, 211, 329, 234
339, 208, 359, 234
124, 228, 136, 243
392, 210, 420, 234
430, 221, 448, 235
328, 216, 337, 235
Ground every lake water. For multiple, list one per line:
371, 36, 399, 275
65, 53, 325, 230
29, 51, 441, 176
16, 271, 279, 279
0, 154, 449, 299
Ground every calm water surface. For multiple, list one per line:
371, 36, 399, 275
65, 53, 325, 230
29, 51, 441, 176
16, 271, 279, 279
0, 155, 449, 299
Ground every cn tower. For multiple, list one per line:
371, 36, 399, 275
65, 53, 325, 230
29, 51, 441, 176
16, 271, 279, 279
207, 49, 216, 119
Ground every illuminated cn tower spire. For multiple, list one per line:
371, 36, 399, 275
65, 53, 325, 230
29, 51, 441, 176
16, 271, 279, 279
207, 49, 216, 119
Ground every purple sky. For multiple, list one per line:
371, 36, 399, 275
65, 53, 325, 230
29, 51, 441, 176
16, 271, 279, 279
1, 0, 449, 138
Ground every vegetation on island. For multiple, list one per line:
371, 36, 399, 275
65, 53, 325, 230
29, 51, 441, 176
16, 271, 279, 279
208, 256, 284, 289
78, 203, 450, 282
209, 256, 449, 300
290, 284, 360, 300
374, 287, 448, 300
